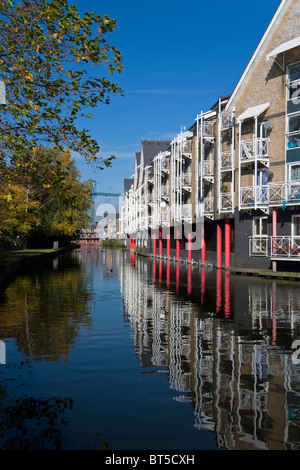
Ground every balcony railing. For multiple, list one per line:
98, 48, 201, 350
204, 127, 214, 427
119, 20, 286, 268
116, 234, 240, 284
221, 111, 232, 129
203, 160, 214, 179
182, 204, 192, 222
182, 140, 192, 155
249, 236, 269, 257
161, 185, 170, 198
221, 151, 233, 171
220, 192, 234, 212
240, 138, 269, 163
271, 236, 300, 259
204, 197, 214, 215
240, 181, 300, 209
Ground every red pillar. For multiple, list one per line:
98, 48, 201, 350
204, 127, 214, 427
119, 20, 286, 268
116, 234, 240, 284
167, 234, 171, 258
217, 223, 222, 268
176, 229, 180, 259
153, 233, 157, 256
188, 233, 192, 262
159, 229, 163, 257
225, 219, 231, 269
201, 228, 206, 265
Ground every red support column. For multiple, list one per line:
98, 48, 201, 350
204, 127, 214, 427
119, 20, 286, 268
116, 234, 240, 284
159, 229, 163, 257
188, 233, 192, 262
153, 233, 157, 256
201, 227, 206, 265
225, 219, 231, 269
217, 222, 222, 268
167, 234, 171, 258
176, 229, 180, 259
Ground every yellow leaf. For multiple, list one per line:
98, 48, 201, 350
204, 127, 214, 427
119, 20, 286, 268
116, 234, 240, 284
36, 45, 40, 53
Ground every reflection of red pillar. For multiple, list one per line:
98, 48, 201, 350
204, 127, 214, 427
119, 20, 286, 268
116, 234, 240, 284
153, 259, 156, 282
188, 233, 192, 262
159, 261, 163, 283
201, 228, 206, 265
224, 272, 231, 318
216, 269, 222, 313
176, 262, 180, 292
153, 233, 157, 256
225, 219, 231, 269
187, 265, 192, 295
272, 208, 277, 272
217, 223, 222, 268
272, 282, 277, 345
159, 229, 163, 257
166, 261, 170, 288
167, 234, 171, 258
201, 269, 206, 306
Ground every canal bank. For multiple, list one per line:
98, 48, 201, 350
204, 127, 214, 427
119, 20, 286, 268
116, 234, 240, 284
0, 244, 79, 291
130, 248, 300, 282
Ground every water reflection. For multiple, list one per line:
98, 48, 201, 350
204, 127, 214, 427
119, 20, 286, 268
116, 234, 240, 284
0, 253, 93, 361
120, 252, 300, 450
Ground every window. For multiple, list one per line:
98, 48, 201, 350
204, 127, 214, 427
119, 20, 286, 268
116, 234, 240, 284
287, 63, 300, 162
250, 217, 268, 256
292, 215, 300, 237
253, 217, 268, 237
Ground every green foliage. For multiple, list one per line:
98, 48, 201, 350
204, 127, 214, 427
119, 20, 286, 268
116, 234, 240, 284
0, 147, 93, 245
0, 0, 124, 169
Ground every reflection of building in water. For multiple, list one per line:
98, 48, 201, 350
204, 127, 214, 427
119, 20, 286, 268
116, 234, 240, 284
119, 252, 300, 450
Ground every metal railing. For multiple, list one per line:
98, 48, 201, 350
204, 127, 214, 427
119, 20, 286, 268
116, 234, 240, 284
240, 181, 300, 209
221, 111, 232, 129
221, 151, 233, 171
204, 197, 214, 215
241, 138, 269, 162
249, 236, 269, 257
271, 236, 300, 259
203, 160, 214, 177
220, 192, 234, 212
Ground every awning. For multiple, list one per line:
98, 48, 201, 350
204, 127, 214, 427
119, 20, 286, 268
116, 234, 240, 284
266, 37, 300, 60
237, 102, 270, 121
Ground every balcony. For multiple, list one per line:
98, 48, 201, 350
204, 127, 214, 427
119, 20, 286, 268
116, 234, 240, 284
203, 197, 214, 219
221, 151, 233, 172
161, 210, 170, 226
203, 160, 214, 182
161, 185, 170, 199
240, 181, 300, 210
271, 236, 300, 260
221, 111, 232, 130
249, 236, 268, 257
182, 140, 192, 157
240, 138, 270, 166
220, 192, 234, 213
182, 204, 192, 223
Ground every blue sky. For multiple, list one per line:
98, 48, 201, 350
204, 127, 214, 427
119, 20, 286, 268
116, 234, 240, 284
72, 0, 282, 207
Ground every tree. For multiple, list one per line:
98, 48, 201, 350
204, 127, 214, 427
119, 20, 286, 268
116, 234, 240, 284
0, 0, 123, 169
28, 149, 93, 244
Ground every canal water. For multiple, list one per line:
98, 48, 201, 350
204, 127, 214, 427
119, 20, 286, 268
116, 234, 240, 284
0, 247, 299, 450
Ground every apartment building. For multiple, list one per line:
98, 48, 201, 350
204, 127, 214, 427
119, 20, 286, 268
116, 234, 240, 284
120, 0, 300, 273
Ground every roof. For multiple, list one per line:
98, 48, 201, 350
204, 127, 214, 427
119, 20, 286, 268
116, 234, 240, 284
135, 152, 141, 167
237, 102, 270, 121
124, 178, 134, 193
266, 36, 300, 59
141, 140, 171, 166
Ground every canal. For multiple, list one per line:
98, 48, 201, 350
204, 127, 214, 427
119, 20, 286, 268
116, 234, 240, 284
0, 247, 299, 450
